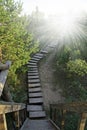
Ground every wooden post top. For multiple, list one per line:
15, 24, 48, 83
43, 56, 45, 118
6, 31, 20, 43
0, 61, 11, 97
0, 61, 11, 71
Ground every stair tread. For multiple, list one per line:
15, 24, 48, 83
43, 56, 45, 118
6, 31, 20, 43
28, 63, 37, 65
29, 60, 38, 63
35, 53, 44, 57
29, 97, 43, 104
29, 92, 42, 98
28, 70, 38, 73
28, 65, 38, 68
28, 73, 39, 76
33, 55, 43, 59
29, 87, 41, 92
31, 58, 40, 61
29, 111, 46, 118
28, 75, 39, 79
27, 105, 43, 111
28, 83, 41, 88
40, 50, 48, 54
28, 79, 40, 83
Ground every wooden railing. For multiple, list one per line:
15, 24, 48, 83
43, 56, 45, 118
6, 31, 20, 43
0, 101, 26, 130
50, 102, 87, 130
0, 61, 27, 130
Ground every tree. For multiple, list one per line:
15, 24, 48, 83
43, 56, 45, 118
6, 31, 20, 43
0, 0, 39, 85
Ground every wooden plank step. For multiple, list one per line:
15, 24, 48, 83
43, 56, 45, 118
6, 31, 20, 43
40, 50, 48, 54
29, 97, 43, 104
29, 92, 42, 98
20, 118, 60, 130
35, 53, 44, 57
28, 70, 38, 73
33, 55, 43, 59
28, 79, 40, 83
31, 58, 40, 61
28, 62, 37, 65
27, 105, 43, 111
28, 73, 39, 76
29, 87, 41, 93
28, 83, 41, 88
28, 68, 38, 71
29, 111, 46, 119
28, 75, 39, 79
27, 65, 38, 68
29, 60, 38, 63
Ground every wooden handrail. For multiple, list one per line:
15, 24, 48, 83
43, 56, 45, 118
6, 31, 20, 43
50, 102, 87, 113
0, 101, 26, 114
50, 102, 87, 130
0, 61, 11, 97
0, 101, 26, 130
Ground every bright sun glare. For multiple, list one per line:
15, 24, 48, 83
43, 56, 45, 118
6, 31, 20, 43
39, 0, 86, 40
19, 0, 87, 44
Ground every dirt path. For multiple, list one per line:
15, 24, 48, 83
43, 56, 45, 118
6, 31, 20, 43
39, 48, 65, 110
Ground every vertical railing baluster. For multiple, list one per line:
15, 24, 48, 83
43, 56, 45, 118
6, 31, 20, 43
14, 111, 20, 129
61, 109, 66, 130
0, 114, 7, 130
50, 104, 52, 119
77, 113, 87, 130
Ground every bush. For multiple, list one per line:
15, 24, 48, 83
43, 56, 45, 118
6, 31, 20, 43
67, 59, 87, 77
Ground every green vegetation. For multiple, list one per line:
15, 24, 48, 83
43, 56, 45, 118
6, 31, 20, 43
55, 29, 87, 101
0, 0, 39, 102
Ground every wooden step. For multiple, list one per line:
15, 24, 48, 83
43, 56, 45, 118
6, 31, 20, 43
28, 83, 41, 88
29, 60, 38, 63
29, 97, 43, 104
29, 87, 41, 93
28, 73, 39, 76
40, 50, 48, 54
28, 70, 38, 73
28, 79, 40, 83
27, 65, 38, 68
29, 111, 46, 119
28, 67, 38, 70
33, 55, 43, 59
35, 53, 44, 57
27, 105, 43, 111
31, 58, 40, 61
29, 92, 42, 98
28, 63, 37, 66
28, 75, 39, 79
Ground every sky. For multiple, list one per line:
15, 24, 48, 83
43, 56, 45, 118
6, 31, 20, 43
15, 0, 87, 15
15, 0, 87, 14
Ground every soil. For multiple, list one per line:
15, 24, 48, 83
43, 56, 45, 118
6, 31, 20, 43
39, 48, 65, 111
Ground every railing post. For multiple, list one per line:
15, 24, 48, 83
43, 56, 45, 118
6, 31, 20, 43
53, 108, 57, 123
61, 109, 66, 130
77, 113, 87, 130
0, 114, 7, 130
14, 111, 20, 129
50, 105, 52, 119
20, 109, 26, 126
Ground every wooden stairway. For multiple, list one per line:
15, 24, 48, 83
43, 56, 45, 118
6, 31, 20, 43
27, 51, 47, 119
20, 48, 60, 130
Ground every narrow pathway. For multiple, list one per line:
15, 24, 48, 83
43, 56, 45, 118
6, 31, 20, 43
20, 47, 60, 130
39, 48, 65, 110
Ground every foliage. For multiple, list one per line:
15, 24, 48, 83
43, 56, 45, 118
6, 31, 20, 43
55, 24, 87, 100
64, 113, 79, 130
0, 0, 39, 101
67, 59, 87, 77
